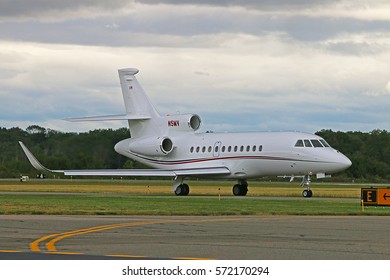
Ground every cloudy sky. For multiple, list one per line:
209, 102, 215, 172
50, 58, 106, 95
1, 0, 390, 133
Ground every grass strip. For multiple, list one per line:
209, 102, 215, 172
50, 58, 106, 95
0, 179, 368, 198
1, 194, 389, 216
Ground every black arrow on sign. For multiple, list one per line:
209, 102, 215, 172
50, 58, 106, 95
384, 193, 390, 200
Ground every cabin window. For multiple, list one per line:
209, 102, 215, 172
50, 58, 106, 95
202, 146, 206, 153
208, 146, 212, 152
196, 146, 200, 153
215, 146, 219, 153
228, 146, 232, 152
240, 146, 244, 152
222, 146, 226, 152
246, 145, 250, 152
259, 145, 263, 152
294, 140, 304, 147
252, 145, 256, 152
311, 139, 323, 147
190, 147, 194, 153
320, 139, 330, 147
234, 146, 238, 152
304, 139, 312, 147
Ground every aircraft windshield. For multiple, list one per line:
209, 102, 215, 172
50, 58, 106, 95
294, 138, 332, 148
319, 139, 330, 147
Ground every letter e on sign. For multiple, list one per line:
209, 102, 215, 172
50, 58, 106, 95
361, 188, 377, 206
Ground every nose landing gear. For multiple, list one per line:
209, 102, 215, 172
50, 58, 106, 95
301, 174, 313, 198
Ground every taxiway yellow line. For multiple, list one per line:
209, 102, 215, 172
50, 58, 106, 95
30, 217, 252, 257
45, 220, 166, 251
174, 257, 216, 260
0, 249, 22, 253
46, 251, 84, 255
105, 254, 148, 259
30, 233, 61, 252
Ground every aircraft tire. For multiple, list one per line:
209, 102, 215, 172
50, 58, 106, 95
233, 184, 248, 196
233, 184, 241, 196
302, 189, 313, 198
175, 184, 190, 196
182, 183, 190, 195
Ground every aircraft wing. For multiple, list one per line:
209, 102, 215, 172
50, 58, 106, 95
62, 167, 230, 177
18, 141, 230, 177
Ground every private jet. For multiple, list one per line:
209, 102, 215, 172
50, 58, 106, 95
19, 68, 352, 197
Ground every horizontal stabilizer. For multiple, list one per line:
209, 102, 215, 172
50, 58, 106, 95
64, 114, 151, 122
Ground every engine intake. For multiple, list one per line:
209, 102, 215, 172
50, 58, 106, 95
189, 114, 201, 130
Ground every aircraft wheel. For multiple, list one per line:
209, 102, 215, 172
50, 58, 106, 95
182, 183, 190, 195
175, 184, 190, 196
174, 185, 182, 196
302, 189, 313, 198
233, 184, 248, 196
233, 184, 241, 196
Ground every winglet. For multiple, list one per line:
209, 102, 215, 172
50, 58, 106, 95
18, 141, 52, 173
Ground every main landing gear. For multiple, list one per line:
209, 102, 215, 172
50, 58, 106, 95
301, 174, 313, 198
232, 180, 248, 196
173, 176, 249, 196
173, 176, 190, 196
174, 183, 190, 196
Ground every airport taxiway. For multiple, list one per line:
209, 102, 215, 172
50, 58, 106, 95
1, 215, 390, 260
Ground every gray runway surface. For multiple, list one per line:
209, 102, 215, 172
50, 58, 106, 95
1, 215, 390, 260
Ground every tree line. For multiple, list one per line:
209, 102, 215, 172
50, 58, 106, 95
0, 125, 389, 182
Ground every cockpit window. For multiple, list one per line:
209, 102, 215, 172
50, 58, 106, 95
319, 139, 330, 147
311, 139, 323, 147
295, 138, 332, 148
304, 139, 312, 147
294, 140, 304, 147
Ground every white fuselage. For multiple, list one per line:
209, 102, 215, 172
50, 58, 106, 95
115, 131, 352, 179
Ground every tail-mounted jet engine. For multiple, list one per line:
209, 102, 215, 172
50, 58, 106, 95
129, 136, 173, 156
165, 114, 201, 132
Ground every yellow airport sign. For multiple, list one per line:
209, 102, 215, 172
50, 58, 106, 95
361, 188, 390, 206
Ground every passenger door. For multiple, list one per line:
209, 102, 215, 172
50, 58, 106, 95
213, 141, 221, 157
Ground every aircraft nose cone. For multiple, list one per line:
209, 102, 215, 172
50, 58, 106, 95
338, 153, 352, 170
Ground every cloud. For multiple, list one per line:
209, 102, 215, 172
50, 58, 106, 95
1, 1, 390, 132
2, 29, 389, 132
386, 81, 390, 93
138, 0, 390, 21
0, 0, 132, 21
2, 1, 390, 47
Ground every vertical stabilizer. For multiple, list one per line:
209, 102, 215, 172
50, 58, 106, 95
118, 68, 163, 138
118, 68, 160, 118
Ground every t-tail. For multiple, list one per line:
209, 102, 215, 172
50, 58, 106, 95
118, 68, 165, 138
67, 68, 164, 138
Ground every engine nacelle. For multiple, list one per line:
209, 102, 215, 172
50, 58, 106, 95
164, 113, 202, 132
129, 136, 173, 156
